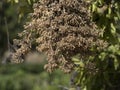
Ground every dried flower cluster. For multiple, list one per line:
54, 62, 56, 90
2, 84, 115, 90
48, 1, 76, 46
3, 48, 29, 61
11, 0, 108, 73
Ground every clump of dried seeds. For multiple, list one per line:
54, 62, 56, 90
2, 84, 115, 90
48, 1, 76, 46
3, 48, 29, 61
11, 0, 108, 73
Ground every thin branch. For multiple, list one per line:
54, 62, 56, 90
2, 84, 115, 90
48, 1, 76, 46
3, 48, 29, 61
4, 17, 10, 52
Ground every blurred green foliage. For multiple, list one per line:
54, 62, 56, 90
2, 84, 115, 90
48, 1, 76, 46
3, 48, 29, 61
0, 64, 70, 90
0, 0, 36, 57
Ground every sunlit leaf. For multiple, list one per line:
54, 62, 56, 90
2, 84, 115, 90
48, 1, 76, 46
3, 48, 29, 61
99, 52, 106, 61
14, 0, 19, 3
114, 58, 119, 70
92, 3, 97, 12
27, 0, 31, 5
111, 23, 116, 35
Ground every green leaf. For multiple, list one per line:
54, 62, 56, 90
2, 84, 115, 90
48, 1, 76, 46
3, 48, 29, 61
116, 12, 120, 19
99, 52, 107, 61
27, 0, 31, 5
14, 0, 19, 3
111, 23, 116, 35
72, 58, 84, 68
92, 3, 97, 12
72, 57, 80, 62
108, 45, 119, 53
114, 58, 119, 70
108, 7, 111, 15
106, 7, 111, 18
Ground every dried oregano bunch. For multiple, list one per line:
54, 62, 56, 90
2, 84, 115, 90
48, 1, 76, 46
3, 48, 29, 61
11, 0, 108, 73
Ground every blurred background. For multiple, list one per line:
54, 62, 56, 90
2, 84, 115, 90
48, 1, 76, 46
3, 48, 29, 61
0, 0, 70, 90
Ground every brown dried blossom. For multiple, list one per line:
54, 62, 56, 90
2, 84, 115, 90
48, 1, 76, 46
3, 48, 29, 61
11, 0, 108, 73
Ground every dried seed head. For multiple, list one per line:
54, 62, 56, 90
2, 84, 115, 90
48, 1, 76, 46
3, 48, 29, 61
11, 0, 108, 73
